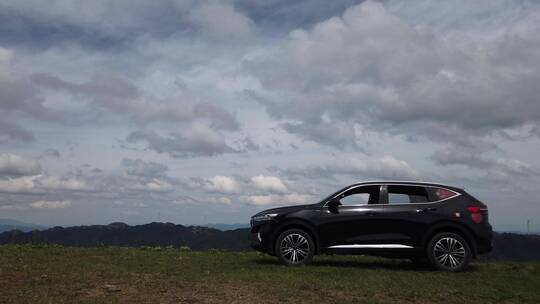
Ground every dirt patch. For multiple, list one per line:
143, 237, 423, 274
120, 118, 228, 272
0, 271, 31, 289
77, 277, 269, 304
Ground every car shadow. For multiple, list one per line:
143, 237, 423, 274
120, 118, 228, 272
252, 257, 479, 272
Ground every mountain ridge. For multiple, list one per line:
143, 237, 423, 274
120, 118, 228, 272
1, 222, 539, 261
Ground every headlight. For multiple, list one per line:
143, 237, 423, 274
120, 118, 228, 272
252, 213, 279, 222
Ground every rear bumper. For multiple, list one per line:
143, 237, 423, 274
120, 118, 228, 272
476, 235, 493, 254
475, 225, 494, 254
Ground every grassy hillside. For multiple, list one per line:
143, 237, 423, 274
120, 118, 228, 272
0, 245, 539, 304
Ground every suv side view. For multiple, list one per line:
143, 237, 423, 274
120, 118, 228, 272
250, 181, 493, 271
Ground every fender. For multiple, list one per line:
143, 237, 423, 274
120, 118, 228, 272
270, 218, 321, 255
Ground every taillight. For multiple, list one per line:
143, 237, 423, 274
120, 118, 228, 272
467, 206, 488, 224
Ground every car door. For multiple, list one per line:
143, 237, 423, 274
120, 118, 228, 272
380, 184, 441, 248
316, 184, 386, 248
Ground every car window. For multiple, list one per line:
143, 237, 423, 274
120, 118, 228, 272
428, 187, 459, 201
338, 185, 380, 205
388, 193, 410, 204
387, 185, 429, 204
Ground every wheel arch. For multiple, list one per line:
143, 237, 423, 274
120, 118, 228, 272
423, 221, 478, 257
270, 219, 321, 255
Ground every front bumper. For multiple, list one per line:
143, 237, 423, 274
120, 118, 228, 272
249, 221, 276, 254
249, 231, 263, 250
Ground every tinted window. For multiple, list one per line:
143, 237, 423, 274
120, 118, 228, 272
387, 185, 429, 204
428, 187, 458, 201
338, 185, 380, 205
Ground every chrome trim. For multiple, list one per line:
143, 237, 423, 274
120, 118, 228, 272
327, 244, 414, 249
357, 180, 463, 188
323, 183, 461, 207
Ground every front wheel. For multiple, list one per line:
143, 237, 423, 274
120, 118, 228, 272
275, 229, 315, 266
427, 232, 471, 271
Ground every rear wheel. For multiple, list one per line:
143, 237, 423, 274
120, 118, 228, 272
427, 232, 471, 271
275, 229, 315, 266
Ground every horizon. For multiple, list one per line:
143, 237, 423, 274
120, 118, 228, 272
1, 217, 538, 235
1, 0, 540, 230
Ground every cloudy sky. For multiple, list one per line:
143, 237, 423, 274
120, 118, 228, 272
0, 0, 539, 231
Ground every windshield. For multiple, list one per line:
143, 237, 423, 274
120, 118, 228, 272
317, 186, 349, 205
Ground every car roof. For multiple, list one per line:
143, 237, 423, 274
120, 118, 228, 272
352, 180, 464, 191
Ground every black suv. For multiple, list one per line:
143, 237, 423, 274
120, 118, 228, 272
250, 181, 492, 271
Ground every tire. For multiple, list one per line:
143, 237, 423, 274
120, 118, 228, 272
427, 232, 471, 272
275, 228, 315, 266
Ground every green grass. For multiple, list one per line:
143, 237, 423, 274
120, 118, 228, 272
0, 245, 538, 303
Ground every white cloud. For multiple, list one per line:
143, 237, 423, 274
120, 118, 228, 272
38, 175, 92, 191
0, 174, 91, 194
187, 1, 254, 41
204, 175, 241, 194
127, 178, 174, 192
30, 200, 71, 209
207, 197, 232, 205
250, 175, 288, 193
0, 176, 40, 193
241, 193, 314, 206
0, 154, 41, 177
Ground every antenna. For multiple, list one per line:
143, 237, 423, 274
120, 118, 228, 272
527, 219, 531, 235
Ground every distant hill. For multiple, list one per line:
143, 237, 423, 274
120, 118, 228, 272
0, 222, 250, 251
204, 223, 249, 231
484, 233, 540, 261
0, 218, 48, 233
0, 222, 539, 261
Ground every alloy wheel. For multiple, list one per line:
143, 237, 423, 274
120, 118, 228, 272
433, 237, 466, 269
279, 233, 310, 264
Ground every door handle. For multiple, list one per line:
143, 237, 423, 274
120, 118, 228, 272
416, 208, 437, 213
365, 212, 379, 216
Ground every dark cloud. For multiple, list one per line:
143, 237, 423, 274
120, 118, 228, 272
122, 158, 168, 178
0, 0, 195, 49
248, 1, 540, 151
276, 156, 417, 181
32, 73, 239, 130
126, 127, 238, 158
0, 119, 35, 142
282, 121, 361, 151
0, 49, 65, 142
236, 136, 260, 152
234, 0, 363, 35
39, 149, 61, 160
0, 0, 364, 50
430, 147, 538, 178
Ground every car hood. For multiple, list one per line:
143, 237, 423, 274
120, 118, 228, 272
253, 204, 313, 217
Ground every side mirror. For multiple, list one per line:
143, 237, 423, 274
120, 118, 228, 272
327, 198, 341, 213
